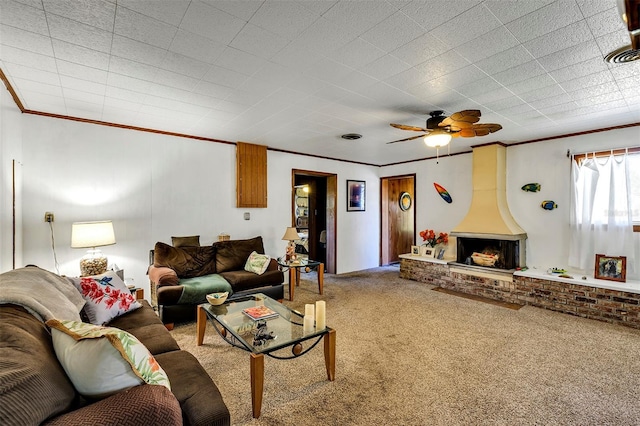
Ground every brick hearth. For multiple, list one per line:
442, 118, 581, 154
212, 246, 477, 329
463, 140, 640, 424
400, 255, 640, 329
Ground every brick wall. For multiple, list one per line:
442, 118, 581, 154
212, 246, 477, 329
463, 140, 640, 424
399, 258, 640, 329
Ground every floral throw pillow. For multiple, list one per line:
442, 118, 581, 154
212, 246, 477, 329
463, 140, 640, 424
68, 271, 141, 325
46, 319, 170, 399
244, 251, 271, 275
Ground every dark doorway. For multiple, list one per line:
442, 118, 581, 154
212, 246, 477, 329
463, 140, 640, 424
292, 170, 337, 274
380, 174, 416, 265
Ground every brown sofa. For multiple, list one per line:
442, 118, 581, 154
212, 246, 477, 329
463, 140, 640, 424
151, 236, 284, 325
0, 268, 230, 426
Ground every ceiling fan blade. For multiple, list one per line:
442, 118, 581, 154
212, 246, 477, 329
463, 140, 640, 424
458, 123, 503, 137
441, 110, 481, 128
386, 134, 426, 144
390, 123, 427, 132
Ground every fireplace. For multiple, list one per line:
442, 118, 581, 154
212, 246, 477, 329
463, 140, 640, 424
454, 235, 525, 271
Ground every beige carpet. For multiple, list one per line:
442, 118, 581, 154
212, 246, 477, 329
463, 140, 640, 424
170, 265, 640, 426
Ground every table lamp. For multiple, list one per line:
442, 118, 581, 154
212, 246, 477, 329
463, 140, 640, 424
281, 226, 299, 261
71, 220, 116, 276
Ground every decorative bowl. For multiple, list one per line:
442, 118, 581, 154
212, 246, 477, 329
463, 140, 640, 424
206, 292, 229, 305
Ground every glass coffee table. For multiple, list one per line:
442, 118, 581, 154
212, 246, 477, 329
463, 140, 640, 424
196, 294, 336, 418
277, 258, 324, 301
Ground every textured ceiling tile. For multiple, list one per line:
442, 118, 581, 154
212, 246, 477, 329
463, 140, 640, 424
59, 75, 106, 95
106, 73, 153, 93
320, 0, 395, 37
109, 56, 159, 81
3, 63, 59, 85
0, 0, 49, 36
574, 91, 624, 107
12, 77, 63, 96
518, 84, 564, 103
304, 59, 353, 87
110, 35, 168, 68
360, 54, 412, 80
492, 60, 546, 86
51, 39, 110, 69
523, 21, 593, 59
115, 5, 177, 49
160, 51, 210, 79
455, 77, 504, 98
202, 65, 249, 89
56, 60, 107, 84
295, 17, 355, 57
536, 40, 601, 72
414, 51, 469, 80
453, 26, 520, 63
1, 24, 54, 56
104, 85, 148, 102
153, 69, 199, 91
47, 14, 113, 53
215, 47, 268, 76
63, 87, 104, 104
43, 0, 116, 31
103, 97, 141, 113
484, 0, 555, 24
248, 1, 319, 39
576, 0, 617, 18
411, 77, 450, 99
474, 45, 535, 75
229, 24, 289, 60
179, 1, 245, 45
560, 70, 614, 92
201, 0, 264, 21
468, 87, 514, 105
609, 59, 640, 79
391, 33, 449, 67
194, 80, 234, 101
586, 6, 626, 38
439, 65, 488, 89
596, 30, 632, 57
402, 0, 482, 32
549, 57, 610, 83
328, 38, 386, 70
270, 39, 324, 70
484, 95, 528, 112
361, 12, 425, 52
506, 74, 558, 95
385, 67, 425, 91
506, 1, 583, 43
117, 0, 189, 26
169, 30, 225, 64
430, 4, 502, 48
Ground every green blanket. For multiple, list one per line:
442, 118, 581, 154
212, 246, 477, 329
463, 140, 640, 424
178, 274, 233, 305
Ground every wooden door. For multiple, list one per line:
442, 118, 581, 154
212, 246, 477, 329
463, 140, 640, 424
381, 175, 415, 264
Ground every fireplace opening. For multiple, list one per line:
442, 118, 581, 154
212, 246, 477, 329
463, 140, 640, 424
456, 237, 522, 271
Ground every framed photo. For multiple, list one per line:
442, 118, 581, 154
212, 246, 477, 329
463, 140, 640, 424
437, 248, 446, 260
594, 254, 626, 282
421, 246, 436, 258
347, 180, 366, 212
411, 245, 420, 256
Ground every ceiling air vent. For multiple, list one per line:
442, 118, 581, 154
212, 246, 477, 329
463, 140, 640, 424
604, 45, 640, 63
341, 133, 362, 140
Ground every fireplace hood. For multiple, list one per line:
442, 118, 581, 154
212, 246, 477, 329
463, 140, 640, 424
450, 143, 526, 240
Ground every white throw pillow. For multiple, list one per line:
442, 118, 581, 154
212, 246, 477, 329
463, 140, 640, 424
244, 251, 271, 275
47, 319, 170, 399
68, 271, 141, 325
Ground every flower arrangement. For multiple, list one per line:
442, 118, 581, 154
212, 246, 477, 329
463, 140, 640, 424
419, 229, 449, 247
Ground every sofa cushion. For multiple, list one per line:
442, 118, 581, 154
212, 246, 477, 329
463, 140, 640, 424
214, 236, 264, 273
0, 304, 77, 425
172, 235, 200, 248
47, 320, 171, 399
69, 271, 141, 325
220, 269, 284, 293
155, 350, 230, 426
148, 265, 179, 287
244, 251, 271, 275
154, 242, 217, 278
42, 384, 183, 426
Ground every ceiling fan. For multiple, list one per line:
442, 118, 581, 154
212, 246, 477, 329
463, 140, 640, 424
386, 110, 502, 145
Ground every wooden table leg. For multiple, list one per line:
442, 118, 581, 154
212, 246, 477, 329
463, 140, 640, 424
196, 305, 206, 346
250, 353, 264, 418
318, 263, 324, 295
324, 329, 336, 381
296, 268, 301, 286
289, 268, 296, 301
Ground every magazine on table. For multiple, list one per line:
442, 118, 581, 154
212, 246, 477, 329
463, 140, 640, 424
242, 305, 279, 320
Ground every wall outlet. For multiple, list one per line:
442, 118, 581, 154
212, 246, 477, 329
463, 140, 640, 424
244, 212, 250, 220
44, 212, 54, 222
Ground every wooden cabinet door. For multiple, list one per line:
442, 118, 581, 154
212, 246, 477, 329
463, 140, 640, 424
236, 142, 267, 208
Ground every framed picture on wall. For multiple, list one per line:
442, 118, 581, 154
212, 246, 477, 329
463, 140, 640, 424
347, 180, 366, 212
594, 254, 626, 282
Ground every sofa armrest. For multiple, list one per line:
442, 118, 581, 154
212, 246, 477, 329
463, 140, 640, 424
43, 385, 183, 426
267, 258, 280, 272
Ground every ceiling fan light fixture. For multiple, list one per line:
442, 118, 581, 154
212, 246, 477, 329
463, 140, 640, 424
424, 130, 452, 147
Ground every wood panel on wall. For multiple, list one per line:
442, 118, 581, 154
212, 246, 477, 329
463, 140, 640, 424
381, 175, 415, 264
236, 142, 267, 208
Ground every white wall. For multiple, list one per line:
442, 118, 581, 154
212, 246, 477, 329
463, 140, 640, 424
380, 126, 640, 280
1, 110, 381, 300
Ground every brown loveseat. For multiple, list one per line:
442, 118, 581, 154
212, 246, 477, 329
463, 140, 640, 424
150, 236, 284, 325
0, 267, 230, 426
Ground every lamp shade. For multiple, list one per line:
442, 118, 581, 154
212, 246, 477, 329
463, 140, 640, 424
282, 227, 299, 241
71, 221, 116, 248
424, 130, 452, 147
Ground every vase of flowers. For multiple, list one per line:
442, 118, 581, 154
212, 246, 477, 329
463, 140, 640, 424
419, 229, 449, 248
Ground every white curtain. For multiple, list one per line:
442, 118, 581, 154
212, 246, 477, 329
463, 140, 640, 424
569, 152, 637, 275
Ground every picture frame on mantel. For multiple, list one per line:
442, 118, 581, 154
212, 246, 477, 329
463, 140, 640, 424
411, 245, 420, 256
346, 180, 365, 212
594, 254, 626, 282
421, 246, 436, 258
